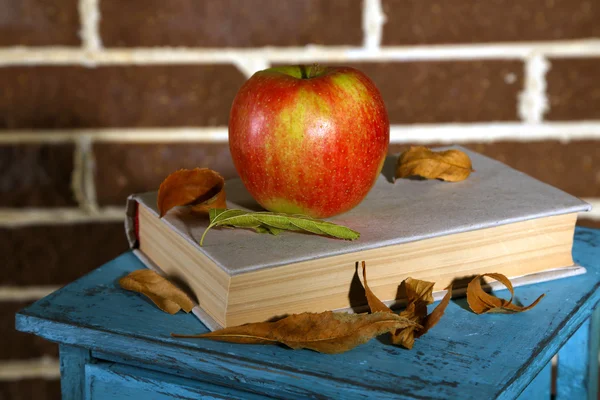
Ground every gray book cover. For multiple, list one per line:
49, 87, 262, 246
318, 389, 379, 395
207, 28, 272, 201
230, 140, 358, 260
124, 146, 591, 329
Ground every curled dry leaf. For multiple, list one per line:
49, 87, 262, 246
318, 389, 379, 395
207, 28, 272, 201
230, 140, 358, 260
395, 303, 422, 350
172, 311, 418, 354
395, 146, 473, 182
119, 269, 194, 315
418, 283, 453, 336
404, 277, 435, 305
467, 273, 544, 314
361, 261, 390, 314
361, 261, 452, 349
157, 168, 226, 217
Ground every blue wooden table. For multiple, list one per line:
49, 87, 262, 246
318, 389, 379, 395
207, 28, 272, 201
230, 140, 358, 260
16, 227, 600, 399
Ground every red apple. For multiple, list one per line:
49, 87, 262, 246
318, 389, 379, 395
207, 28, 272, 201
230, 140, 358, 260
228, 65, 389, 218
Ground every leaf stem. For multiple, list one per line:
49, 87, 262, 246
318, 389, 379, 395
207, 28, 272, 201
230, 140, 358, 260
199, 223, 213, 246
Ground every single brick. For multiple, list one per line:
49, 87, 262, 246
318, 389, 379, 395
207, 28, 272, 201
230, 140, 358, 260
0, 223, 129, 286
0, 143, 76, 207
546, 58, 600, 120
382, 0, 600, 45
94, 142, 238, 206
1, 301, 58, 360
100, 0, 362, 47
389, 140, 600, 198
0, 65, 246, 129
0, 0, 79, 46
348, 61, 524, 123
0, 379, 61, 400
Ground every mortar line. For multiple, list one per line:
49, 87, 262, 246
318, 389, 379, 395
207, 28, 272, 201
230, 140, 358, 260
72, 135, 99, 213
82, 135, 99, 213
582, 199, 600, 221
1, 40, 600, 65
71, 136, 87, 212
0, 207, 124, 227
3, 123, 600, 144
519, 53, 550, 123
0, 128, 228, 143
0, 358, 60, 380
78, 0, 102, 51
363, 0, 386, 51
230, 55, 270, 78
0, 286, 63, 301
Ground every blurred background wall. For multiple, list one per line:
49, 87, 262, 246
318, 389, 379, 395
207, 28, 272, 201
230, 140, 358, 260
1, 0, 599, 398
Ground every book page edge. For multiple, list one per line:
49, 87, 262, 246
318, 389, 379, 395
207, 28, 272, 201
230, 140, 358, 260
125, 195, 138, 248
133, 244, 584, 330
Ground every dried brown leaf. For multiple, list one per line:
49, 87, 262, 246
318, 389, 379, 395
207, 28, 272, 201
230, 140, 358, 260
395, 146, 473, 182
172, 311, 418, 354
395, 304, 422, 349
466, 273, 544, 314
119, 269, 194, 314
392, 277, 435, 349
404, 277, 435, 305
417, 284, 453, 337
360, 262, 452, 349
157, 168, 226, 217
361, 261, 390, 313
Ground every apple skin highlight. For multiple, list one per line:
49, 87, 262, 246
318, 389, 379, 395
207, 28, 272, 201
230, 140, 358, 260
228, 65, 390, 219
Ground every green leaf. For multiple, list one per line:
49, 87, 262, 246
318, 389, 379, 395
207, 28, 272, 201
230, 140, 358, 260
200, 209, 360, 246
254, 226, 284, 235
254, 226, 270, 234
267, 226, 284, 235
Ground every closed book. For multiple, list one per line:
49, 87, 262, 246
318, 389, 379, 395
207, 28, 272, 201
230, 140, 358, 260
124, 147, 591, 330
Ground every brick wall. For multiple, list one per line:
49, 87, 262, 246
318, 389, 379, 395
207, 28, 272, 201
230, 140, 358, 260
2, 1, 600, 397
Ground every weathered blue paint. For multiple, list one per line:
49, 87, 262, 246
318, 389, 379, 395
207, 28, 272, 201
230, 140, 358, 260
557, 305, 600, 400
15, 227, 600, 399
517, 361, 551, 400
85, 362, 267, 399
60, 344, 91, 399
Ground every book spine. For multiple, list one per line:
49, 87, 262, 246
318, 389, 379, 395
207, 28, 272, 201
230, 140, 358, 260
124, 195, 139, 249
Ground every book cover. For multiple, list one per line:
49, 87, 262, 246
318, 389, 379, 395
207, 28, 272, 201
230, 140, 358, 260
124, 146, 591, 330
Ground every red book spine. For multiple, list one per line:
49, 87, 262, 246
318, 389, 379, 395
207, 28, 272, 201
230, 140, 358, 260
134, 201, 140, 246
